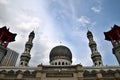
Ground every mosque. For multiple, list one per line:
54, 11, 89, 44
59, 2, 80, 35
0, 25, 120, 80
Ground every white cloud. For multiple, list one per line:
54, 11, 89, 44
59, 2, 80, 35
16, 16, 41, 31
91, 0, 102, 13
0, 0, 10, 4
91, 6, 102, 13
77, 16, 91, 27
96, 0, 102, 4
0, 0, 62, 66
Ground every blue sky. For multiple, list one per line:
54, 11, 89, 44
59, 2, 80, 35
0, 0, 120, 66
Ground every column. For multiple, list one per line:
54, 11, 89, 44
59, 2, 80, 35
114, 72, 120, 79
96, 72, 103, 80
17, 72, 23, 79
36, 65, 42, 80
0, 72, 5, 78
76, 64, 83, 80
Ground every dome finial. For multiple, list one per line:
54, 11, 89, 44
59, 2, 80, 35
60, 41, 62, 45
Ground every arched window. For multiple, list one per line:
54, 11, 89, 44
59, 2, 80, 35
95, 63, 97, 66
62, 62, 64, 65
58, 62, 61, 65
25, 63, 27, 66
55, 62, 57, 65
21, 62, 23, 65
66, 62, 67, 65
99, 62, 101, 65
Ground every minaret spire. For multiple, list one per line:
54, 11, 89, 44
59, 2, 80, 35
19, 31, 35, 67
87, 30, 103, 66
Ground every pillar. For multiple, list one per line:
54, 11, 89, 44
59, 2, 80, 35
0, 72, 5, 78
76, 64, 83, 80
114, 72, 120, 79
36, 65, 42, 80
17, 72, 23, 79
96, 72, 103, 79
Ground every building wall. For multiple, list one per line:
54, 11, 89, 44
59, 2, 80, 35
0, 46, 7, 65
0, 65, 120, 80
1, 48, 19, 66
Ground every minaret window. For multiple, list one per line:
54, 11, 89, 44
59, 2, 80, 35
99, 62, 101, 65
90, 38, 93, 42
25, 63, 27, 66
62, 62, 64, 65
58, 62, 61, 65
95, 48, 96, 51
66, 62, 67, 65
95, 63, 97, 66
21, 62, 23, 65
55, 62, 57, 65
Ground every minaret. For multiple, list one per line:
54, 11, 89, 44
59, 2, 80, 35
87, 30, 103, 66
19, 31, 35, 67
104, 25, 120, 65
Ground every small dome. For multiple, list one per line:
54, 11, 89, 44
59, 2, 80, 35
29, 31, 35, 38
87, 30, 92, 35
87, 30, 93, 37
49, 45, 72, 63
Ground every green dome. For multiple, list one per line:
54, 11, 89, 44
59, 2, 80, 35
49, 45, 72, 62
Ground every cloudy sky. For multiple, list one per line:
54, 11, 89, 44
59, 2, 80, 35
0, 0, 120, 66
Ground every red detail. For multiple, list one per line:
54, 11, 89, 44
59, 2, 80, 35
0, 26, 17, 47
104, 25, 120, 46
